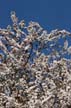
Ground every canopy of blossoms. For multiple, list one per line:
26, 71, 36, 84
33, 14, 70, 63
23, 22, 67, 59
0, 12, 71, 108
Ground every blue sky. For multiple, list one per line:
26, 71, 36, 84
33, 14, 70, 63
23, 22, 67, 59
0, 0, 71, 32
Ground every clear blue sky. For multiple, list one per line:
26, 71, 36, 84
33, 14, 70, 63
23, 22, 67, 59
0, 0, 71, 32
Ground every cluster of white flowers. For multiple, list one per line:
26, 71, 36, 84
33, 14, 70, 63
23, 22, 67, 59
0, 12, 71, 108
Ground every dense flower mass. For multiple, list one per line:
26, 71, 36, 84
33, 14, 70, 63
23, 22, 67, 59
0, 12, 71, 108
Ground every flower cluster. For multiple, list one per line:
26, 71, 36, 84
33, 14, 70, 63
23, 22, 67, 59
0, 12, 71, 108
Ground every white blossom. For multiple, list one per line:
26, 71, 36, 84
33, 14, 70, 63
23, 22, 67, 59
68, 46, 71, 54
64, 40, 68, 50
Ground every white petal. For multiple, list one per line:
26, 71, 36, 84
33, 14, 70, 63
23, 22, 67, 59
68, 46, 71, 54
64, 40, 68, 50
24, 45, 30, 50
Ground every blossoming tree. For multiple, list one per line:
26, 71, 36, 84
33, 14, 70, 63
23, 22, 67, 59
0, 11, 71, 108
